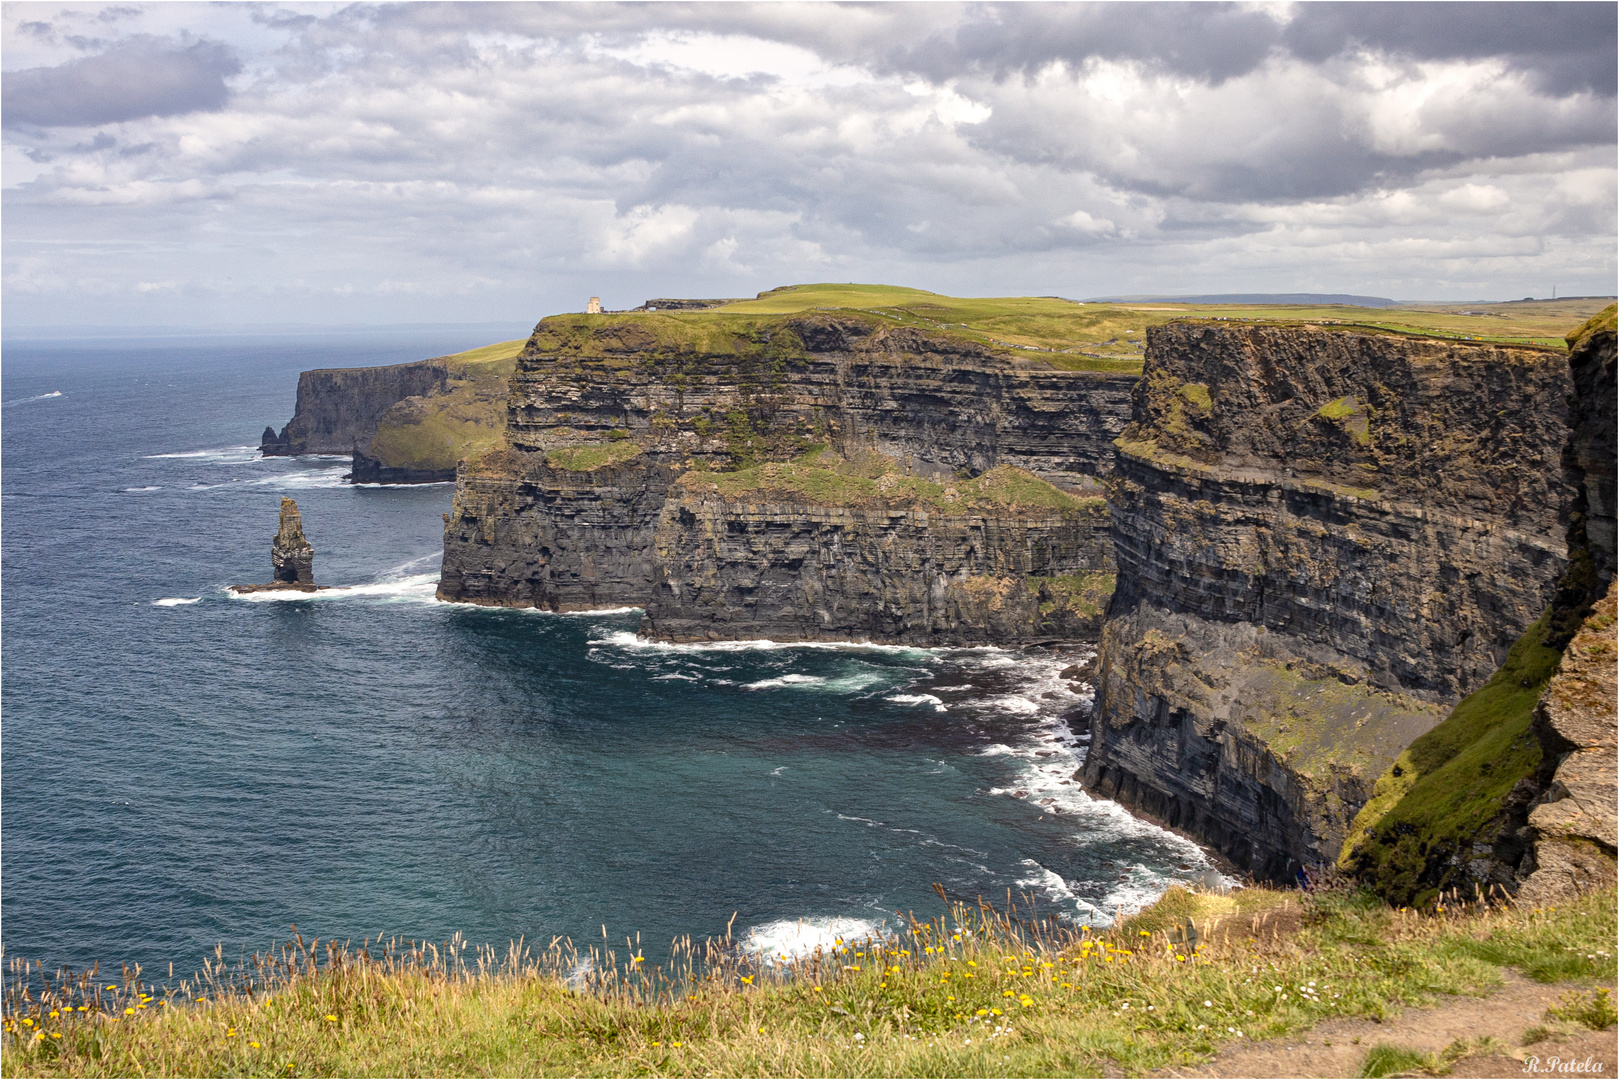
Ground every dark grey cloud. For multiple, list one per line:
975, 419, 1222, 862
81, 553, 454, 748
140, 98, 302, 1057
1284, 2, 1618, 97
761, 2, 1616, 99
879, 2, 1283, 84
3, 34, 240, 128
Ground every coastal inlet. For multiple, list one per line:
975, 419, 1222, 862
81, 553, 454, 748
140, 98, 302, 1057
0, 332, 1222, 981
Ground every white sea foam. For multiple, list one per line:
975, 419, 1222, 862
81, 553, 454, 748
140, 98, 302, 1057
247, 465, 351, 490
152, 597, 201, 607
742, 917, 883, 963
144, 445, 260, 463
651, 673, 699, 681
744, 674, 827, 690
946, 648, 1233, 922
983, 694, 1040, 716
553, 606, 642, 616
6, 390, 64, 406
124, 486, 161, 492
591, 630, 932, 657
885, 693, 946, 712
231, 571, 441, 604
1017, 859, 1084, 906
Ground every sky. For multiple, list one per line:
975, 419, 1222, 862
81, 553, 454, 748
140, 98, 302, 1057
2, 1, 1615, 329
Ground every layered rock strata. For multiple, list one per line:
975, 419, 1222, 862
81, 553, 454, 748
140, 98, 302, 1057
1519, 308, 1619, 901
641, 462, 1114, 645
438, 446, 675, 611
439, 313, 1135, 629
1335, 306, 1616, 906
1518, 582, 1618, 903
1083, 323, 1574, 881
261, 360, 449, 457
234, 497, 321, 594
272, 497, 315, 584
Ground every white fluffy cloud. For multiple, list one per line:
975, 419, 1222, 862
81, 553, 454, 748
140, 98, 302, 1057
2, 2, 1613, 327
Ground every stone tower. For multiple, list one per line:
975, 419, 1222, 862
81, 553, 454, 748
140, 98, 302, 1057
586, 296, 602, 314
271, 497, 315, 584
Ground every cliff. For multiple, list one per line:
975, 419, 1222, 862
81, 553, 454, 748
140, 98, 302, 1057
438, 310, 1137, 626
261, 360, 450, 455
260, 339, 524, 484
1082, 322, 1574, 881
641, 454, 1114, 644
437, 444, 675, 611
1340, 304, 1616, 906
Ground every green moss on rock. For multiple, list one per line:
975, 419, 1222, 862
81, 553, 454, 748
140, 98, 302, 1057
1033, 571, 1116, 618
677, 452, 1102, 516
1338, 608, 1563, 906
365, 339, 524, 472
545, 441, 644, 472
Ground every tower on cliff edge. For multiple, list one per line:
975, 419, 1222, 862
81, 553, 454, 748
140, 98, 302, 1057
586, 296, 603, 314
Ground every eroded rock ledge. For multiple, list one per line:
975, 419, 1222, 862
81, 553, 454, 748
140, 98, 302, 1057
1082, 323, 1574, 881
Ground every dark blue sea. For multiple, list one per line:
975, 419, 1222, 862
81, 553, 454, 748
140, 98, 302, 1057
1, 332, 1219, 977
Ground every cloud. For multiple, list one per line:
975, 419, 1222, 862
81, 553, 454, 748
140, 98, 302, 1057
879, 2, 1286, 84
1283, 1, 1618, 97
0, 2, 1612, 328
3, 35, 240, 128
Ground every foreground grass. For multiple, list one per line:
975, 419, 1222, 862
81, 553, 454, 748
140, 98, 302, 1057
4, 887, 1613, 1078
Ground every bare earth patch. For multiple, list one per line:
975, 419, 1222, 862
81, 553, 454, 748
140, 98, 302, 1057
1159, 973, 1616, 1078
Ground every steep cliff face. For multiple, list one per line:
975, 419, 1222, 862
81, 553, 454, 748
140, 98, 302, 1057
641, 458, 1114, 644
438, 313, 1134, 615
271, 497, 315, 585
1339, 306, 1616, 906
1518, 582, 1618, 904
233, 497, 321, 594
262, 361, 450, 456
438, 445, 675, 611
1083, 323, 1574, 881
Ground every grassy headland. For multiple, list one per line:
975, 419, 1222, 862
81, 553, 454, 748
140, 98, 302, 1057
363, 339, 526, 473
713, 283, 1603, 356
4, 886, 1612, 1078
369, 289, 1610, 475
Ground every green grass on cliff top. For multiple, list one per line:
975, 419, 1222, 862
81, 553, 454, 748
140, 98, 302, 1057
442, 338, 526, 372
722, 284, 1604, 350
531, 285, 1604, 371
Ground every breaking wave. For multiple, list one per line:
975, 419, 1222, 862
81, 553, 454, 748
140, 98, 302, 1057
742, 916, 884, 964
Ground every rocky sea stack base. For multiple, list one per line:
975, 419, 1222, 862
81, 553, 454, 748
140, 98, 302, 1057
231, 497, 326, 594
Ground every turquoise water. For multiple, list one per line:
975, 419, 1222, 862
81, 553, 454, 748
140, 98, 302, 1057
1, 334, 1220, 976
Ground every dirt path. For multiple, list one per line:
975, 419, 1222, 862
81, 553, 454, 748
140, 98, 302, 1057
1157, 973, 1616, 1078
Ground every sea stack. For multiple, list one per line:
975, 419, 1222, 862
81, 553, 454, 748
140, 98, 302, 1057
271, 497, 316, 585
233, 498, 321, 594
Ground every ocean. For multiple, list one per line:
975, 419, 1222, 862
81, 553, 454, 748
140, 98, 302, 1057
1, 332, 1220, 978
